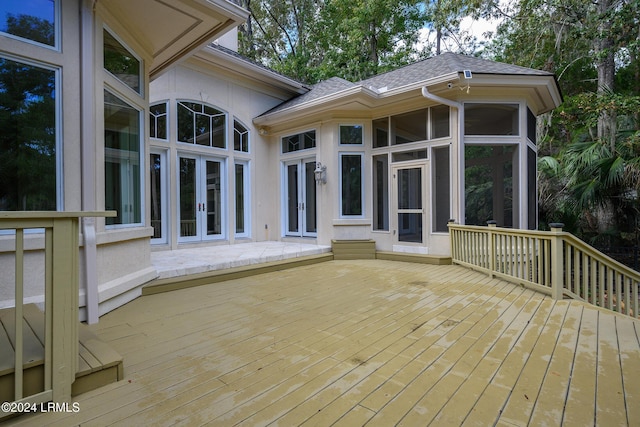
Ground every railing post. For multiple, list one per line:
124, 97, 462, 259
487, 221, 497, 278
448, 219, 456, 260
549, 222, 565, 300
51, 216, 80, 402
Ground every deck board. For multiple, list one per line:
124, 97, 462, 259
5, 260, 639, 426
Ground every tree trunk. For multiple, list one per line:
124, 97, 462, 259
595, 0, 616, 149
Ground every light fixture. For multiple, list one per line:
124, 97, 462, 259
314, 162, 327, 185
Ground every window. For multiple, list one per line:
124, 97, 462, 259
527, 107, 536, 144
103, 29, 141, 94
0, 56, 58, 210
373, 154, 389, 230
234, 119, 249, 152
431, 105, 450, 139
282, 130, 315, 153
339, 125, 363, 145
104, 90, 141, 226
432, 146, 450, 232
177, 101, 226, 148
392, 149, 427, 163
391, 109, 427, 144
340, 153, 363, 216
149, 151, 167, 242
464, 103, 519, 136
0, 1, 56, 47
235, 162, 249, 236
150, 103, 167, 140
372, 118, 388, 148
465, 145, 516, 227
528, 147, 537, 229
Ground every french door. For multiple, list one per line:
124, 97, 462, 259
393, 164, 426, 245
284, 158, 317, 237
178, 155, 225, 242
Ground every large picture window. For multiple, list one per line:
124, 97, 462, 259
0, 57, 57, 210
0, 1, 56, 47
104, 90, 141, 225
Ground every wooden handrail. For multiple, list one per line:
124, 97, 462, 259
448, 222, 640, 318
0, 211, 114, 415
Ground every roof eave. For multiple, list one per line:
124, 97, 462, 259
194, 45, 309, 95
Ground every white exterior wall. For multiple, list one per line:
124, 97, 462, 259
148, 56, 301, 249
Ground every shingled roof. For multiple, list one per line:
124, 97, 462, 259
258, 52, 555, 117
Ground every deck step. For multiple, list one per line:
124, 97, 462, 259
0, 304, 123, 402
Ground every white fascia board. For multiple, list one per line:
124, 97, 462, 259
375, 72, 461, 98
253, 86, 379, 125
254, 73, 461, 126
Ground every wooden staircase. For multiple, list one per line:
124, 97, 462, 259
0, 304, 123, 403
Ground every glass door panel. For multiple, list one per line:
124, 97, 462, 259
304, 161, 317, 234
284, 159, 317, 237
206, 160, 222, 236
150, 151, 167, 243
286, 164, 299, 234
178, 155, 225, 242
179, 157, 197, 238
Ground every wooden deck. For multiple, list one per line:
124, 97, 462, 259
5, 260, 640, 426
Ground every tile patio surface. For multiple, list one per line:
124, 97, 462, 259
151, 241, 332, 280
7, 259, 640, 426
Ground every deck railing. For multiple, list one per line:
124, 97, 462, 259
449, 222, 640, 318
0, 211, 113, 415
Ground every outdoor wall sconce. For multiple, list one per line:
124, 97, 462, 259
314, 162, 327, 184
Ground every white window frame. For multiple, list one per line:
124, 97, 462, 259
149, 148, 168, 244
103, 88, 145, 229
234, 160, 251, 239
0, 0, 60, 51
339, 152, 365, 218
338, 124, 364, 146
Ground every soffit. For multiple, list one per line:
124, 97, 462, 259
99, 0, 248, 79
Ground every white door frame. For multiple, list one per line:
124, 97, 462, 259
392, 162, 428, 250
282, 157, 317, 237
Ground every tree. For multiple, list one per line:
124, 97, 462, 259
487, 0, 640, 252
238, 0, 426, 83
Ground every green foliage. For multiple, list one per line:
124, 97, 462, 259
239, 0, 426, 83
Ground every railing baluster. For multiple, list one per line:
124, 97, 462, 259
15, 228, 24, 401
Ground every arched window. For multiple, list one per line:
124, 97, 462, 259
177, 101, 226, 148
